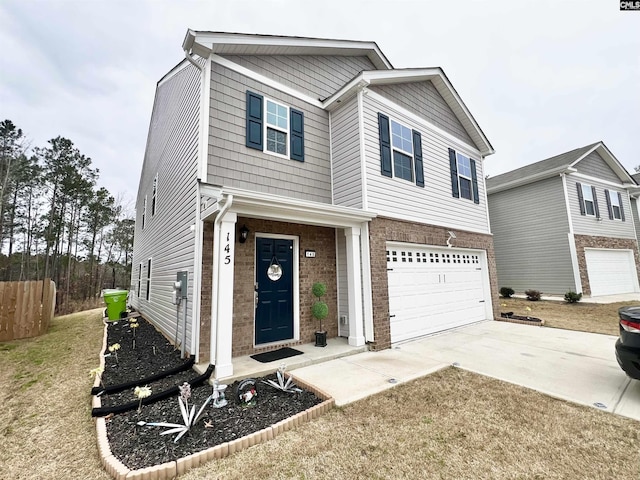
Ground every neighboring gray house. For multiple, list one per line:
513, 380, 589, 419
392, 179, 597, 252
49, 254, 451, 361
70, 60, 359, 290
487, 142, 639, 297
131, 31, 498, 379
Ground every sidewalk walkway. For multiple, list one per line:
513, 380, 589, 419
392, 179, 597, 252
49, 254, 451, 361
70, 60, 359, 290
291, 321, 640, 421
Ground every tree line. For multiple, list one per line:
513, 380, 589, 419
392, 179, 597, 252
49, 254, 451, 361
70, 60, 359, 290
0, 119, 135, 313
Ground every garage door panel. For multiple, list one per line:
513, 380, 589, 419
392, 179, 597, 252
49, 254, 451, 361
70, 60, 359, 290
585, 249, 638, 296
387, 244, 489, 343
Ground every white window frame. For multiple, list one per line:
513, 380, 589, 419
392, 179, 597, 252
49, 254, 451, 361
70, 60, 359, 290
610, 191, 622, 220
264, 98, 289, 159
145, 258, 152, 301
456, 153, 474, 201
151, 174, 158, 216
142, 195, 147, 229
582, 184, 596, 216
389, 118, 414, 182
137, 263, 142, 297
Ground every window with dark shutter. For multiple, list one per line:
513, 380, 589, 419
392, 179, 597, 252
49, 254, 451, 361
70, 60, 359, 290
246, 91, 263, 150
618, 192, 625, 221
470, 158, 479, 204
576, 182, 586, 215
289, 108, 304, 162
378, 113, 392, 177
449, 148, 459, 198
412, 130, 424, 187
605, 189, 613, 219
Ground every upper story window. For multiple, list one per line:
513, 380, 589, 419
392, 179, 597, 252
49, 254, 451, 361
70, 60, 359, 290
142, 195, 147, 229
448, 148, 479, 204
145, 258, 152, 301
151, 174, 158, 216
245, 91, 304, 162
391, 120, 414, 182
605, 189, 625, 221
576, 183, 598, 217
137, 263, 142, 297
377, 113, 424, 187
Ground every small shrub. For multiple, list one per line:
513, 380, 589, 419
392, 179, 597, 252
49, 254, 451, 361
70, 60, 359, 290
499, 287, 515, 298
564, 291, 582, 303
525, 289, 542, 301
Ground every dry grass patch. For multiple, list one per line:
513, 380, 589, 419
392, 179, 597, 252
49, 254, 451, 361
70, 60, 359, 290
498, 297, 636, 336
182, 368, 640, 480
0, 308, 109, 480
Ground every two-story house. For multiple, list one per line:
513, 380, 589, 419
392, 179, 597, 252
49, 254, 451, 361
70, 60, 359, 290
487, 142, 639, 297
130, 31, 498, 379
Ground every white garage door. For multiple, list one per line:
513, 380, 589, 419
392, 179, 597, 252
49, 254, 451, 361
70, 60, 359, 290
387, 244, 490, 343
585, 248, 638, 296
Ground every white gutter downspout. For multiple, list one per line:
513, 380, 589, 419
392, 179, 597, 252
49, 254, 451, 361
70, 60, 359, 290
210, 194, 233, 368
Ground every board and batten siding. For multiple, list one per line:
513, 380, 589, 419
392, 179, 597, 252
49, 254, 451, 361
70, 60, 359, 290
131, 60, 201, 352
566, 175, 636, 239
208, 62, 332, 203
362, 93, 490, 233
330, 95, 363, 208
488, 176, 575, 294
336, 230, 349, 337
221, 55, 375, 100
369, 82, 474, 147
574, 150, 621, 184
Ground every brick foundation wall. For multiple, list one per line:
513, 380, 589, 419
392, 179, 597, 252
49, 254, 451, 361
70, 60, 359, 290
573, 234, 640, 296
368, 217, 499, 351
231, 218, 338, 358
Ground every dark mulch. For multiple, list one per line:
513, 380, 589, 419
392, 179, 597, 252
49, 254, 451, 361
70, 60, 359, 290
100, 316, 323, 470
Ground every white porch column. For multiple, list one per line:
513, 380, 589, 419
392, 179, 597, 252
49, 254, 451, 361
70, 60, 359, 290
214, 212, 237, 378
345, 226, 365, 346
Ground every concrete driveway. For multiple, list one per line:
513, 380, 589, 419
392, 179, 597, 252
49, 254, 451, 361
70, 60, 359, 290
292, 321, 640, 421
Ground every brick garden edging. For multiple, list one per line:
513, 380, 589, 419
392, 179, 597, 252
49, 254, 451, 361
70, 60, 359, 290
496, 317, 545, 327
93, 320, 335, 479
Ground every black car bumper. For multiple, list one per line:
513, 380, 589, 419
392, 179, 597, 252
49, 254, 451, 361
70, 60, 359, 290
615, 339, 640, 380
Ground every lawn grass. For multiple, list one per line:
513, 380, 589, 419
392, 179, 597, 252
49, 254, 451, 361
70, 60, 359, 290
1, 308, 639, 479
498, 297, 636, 336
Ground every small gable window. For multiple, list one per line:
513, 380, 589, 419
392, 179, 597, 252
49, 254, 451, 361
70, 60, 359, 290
151, 174, 158, 216
142, 195, 147, 229
448, 148, 479, 203
605, 189, 625, 221
377, 113, 424, 187
576, 183, 598, 217
245, 91, 304, 162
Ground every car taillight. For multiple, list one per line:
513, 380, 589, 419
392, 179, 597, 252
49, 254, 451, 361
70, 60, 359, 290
621, 319, 640, 333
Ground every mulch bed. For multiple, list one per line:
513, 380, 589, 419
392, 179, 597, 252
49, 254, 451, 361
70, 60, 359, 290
499, 312, 545, 326
98, 316, 323, 470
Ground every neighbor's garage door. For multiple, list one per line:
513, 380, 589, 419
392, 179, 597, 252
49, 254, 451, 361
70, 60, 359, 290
585, 248, 638, 296
387, 244, 489, 343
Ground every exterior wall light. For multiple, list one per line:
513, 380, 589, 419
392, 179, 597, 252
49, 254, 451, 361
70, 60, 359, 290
239, 225, 249, 243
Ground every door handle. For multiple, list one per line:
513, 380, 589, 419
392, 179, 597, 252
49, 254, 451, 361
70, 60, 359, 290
254, 290, 259, 309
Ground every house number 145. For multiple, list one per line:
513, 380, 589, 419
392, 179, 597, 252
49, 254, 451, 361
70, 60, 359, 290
224, 232, 231, 264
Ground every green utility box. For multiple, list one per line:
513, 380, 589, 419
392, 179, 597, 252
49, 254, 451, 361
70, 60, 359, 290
103, 289, 128, 321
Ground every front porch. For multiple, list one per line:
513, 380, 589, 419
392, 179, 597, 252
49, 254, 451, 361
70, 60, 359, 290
194, 337, 368, 383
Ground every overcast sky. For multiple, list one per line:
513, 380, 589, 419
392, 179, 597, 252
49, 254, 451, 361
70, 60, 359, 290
1, 0, 638, 214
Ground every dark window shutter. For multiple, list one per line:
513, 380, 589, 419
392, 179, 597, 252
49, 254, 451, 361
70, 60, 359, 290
246, 91, 263, 150
470, 158, 479, 204
619, 192, 626, 221
378, 113, 392, 177
290, 108, 304, 162
412, 130, 424, 187
449, 148, 459, 198
592, 186, 600, 218
605, 189, 613, 220
576, 183, 585, 215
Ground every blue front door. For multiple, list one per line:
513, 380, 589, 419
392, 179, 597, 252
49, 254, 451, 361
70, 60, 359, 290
255, 237, 294, 345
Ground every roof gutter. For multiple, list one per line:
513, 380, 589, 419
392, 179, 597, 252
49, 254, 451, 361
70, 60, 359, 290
184, 47, 203, 71
487, 167, 578, 195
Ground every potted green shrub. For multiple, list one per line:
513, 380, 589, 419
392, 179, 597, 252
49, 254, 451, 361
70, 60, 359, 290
312, 282, 328, 347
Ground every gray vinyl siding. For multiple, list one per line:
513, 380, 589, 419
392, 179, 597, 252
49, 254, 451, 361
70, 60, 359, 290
574, 151, 620, 184
330, 96, 362, 208
131, 60, 200, 352
369, 82, 474, 147
221, 55, 375, 100
362, 93, 490, 233
336, 230, 349, 337
566, 175, 636, 239
208, 61, 332, 203
488, 176, 575, 294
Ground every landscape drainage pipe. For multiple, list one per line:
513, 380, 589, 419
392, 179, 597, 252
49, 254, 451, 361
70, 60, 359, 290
91, 364, 214, 417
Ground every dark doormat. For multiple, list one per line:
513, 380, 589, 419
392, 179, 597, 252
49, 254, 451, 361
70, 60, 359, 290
250, 347, 304, 363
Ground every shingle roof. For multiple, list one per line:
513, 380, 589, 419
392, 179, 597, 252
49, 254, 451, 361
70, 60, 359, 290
632, 173, 640, 185
486, 142, 601, 191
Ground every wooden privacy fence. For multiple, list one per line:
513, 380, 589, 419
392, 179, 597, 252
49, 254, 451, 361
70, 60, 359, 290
0, 279, 56, 341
